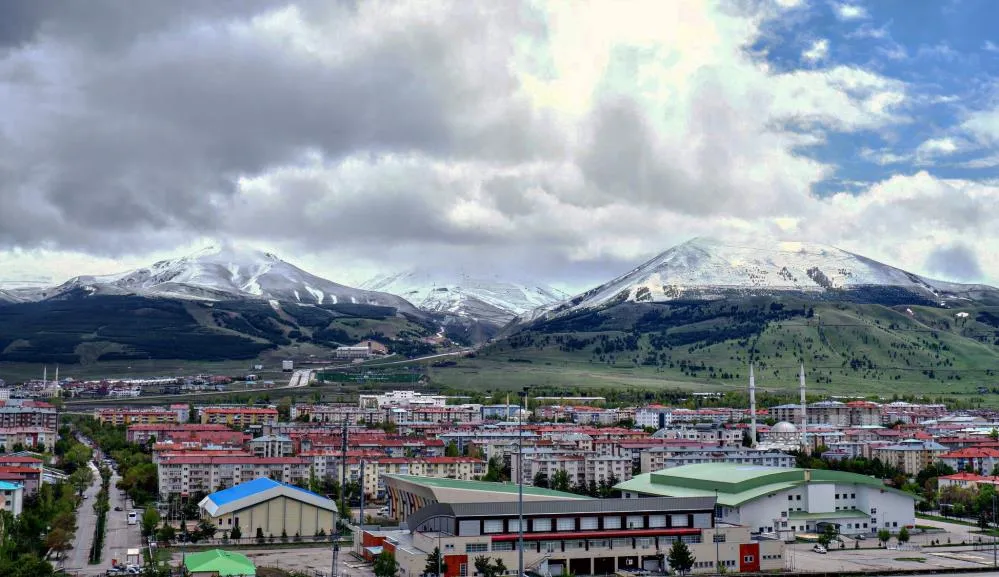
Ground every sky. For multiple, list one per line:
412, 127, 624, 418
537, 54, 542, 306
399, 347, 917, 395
1, 0, 999, 293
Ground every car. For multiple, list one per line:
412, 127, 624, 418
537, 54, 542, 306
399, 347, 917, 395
812, 544, 827, 554
114, 506, 123, 511
855, 534, 867, 540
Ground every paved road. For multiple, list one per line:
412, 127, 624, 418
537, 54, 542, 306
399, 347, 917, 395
100, 472, 142, 573
62, 462, 102, 574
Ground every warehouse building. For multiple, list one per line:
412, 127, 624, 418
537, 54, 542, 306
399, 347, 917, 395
198, 477, 336, 539
615, 463, 916, 538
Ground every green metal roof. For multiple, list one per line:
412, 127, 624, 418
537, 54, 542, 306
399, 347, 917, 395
184, 549, 256, 576
787, 510, 870, 520
384, 474, 592, 499
615, 464, 916, 506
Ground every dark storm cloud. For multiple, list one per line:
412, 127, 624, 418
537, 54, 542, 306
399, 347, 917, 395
925, 243, 983, 281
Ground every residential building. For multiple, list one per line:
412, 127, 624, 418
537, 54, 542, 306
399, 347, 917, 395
871, 439, 949, 476
359, 391, 447, 409
198, 478, 337, 539
939, 447, 999, 475
636, 406, 673, 430
938, 472, 999, 493
201, 407, 279, 427
617, 463, 917, 537
639, 448, 795, 473
0, 427, 57, 452
0, 401, 58, 428
248, 435, 294, 458
157, 455, 310, 498
96, 408, 178, 426
126, 423, 245, 445
510, 451, 632, 487
0, 481, 24, 517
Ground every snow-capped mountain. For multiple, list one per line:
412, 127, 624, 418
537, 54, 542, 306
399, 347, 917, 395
0, 289, 23, 304
361, 269, 564, 325
22, 245, 420, 312
544, 237, 998, 315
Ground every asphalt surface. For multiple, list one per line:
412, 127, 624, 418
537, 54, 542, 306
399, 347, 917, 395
62, 462, 102, 573
101, 472, 142, 573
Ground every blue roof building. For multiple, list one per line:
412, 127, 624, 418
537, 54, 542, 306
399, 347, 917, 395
199, 478, 337, 539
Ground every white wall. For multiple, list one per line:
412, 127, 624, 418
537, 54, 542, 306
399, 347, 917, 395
806, 484, 835, 513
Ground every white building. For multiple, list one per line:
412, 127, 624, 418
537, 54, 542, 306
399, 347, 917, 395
0, 481, 24, 516
636, 406, 673, 429
617, 463, 916, 538
358, 390, 447, 409
511, 450, 633, 487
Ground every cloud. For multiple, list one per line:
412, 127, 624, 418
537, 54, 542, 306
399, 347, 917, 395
984, 40, 999, 53
802, 39, 829, 62
832, 2, 869, 20
6, 0, 999, 291
963, 109, 999, 143
924, 244, 983, 281
914, 137, 962, 163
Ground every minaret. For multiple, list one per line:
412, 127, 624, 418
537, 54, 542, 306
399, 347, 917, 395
43, 366, 47, 385
55, 365, 59, 385
749, 364, 758, 448
799, 363, 808, 450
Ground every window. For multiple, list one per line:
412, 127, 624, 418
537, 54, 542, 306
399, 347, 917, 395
542, 541, 558, 553
851, 493, 855, 499
508, 519, 522, 532
557, 518, 575, 531
648, 515, 666, 528
484, 520, 503, 534
533, 518, 552, 532
670, 514, 688, 527
636, 538, 652, 548
611, 538, 630, 548
835, 494, 840, 499
796, 495, 801, 500
491, 542, 513, 552
744, 555, 755, 563
460, 564, 467, 577
589, 539, 608, 549
603, 516, 621, 530
626, 515, 644, 529
466, 543, 489, 553
580, 517, 598, 530
788, 495, 793, 501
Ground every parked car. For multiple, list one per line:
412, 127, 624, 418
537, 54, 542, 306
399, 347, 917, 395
855, 534, 867, 540
812, 544, 827, 554
114, 506, 123, 511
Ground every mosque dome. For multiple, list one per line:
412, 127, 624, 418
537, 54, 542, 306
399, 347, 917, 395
771, 421, 798, 434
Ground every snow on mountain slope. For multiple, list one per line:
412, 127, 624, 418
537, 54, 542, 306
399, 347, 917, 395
557, 237, 997, 312
361, 269, 564, 325
34, 246, 420, 313
0, 289, 22, 304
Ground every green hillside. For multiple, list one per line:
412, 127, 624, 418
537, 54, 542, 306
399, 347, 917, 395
0, 295, 437, 365
422, 297, 999, 400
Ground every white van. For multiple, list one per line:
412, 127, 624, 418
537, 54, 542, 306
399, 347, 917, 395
127, 511, 138, 525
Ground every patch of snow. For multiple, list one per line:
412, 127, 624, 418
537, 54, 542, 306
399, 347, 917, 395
956, 312, 969, 318
293, 290, 301, 302
304, 284, 325, 304
268, 300, 281, 313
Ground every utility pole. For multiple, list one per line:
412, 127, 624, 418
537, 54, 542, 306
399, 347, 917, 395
334, 419, 349, 577
518, 387, 528, 577
993, 493, 996, 568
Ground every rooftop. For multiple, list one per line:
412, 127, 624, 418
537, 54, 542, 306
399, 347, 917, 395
384, 474, 592, 499
183, 549, 256, 576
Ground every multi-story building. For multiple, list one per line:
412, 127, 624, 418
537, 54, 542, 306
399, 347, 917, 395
511, 451, 632, 487
0, 481, 24, 517
200, 407, 278, 427
302, 405, 387, 425
939, 447, 999, 475
0, 455, 44, 496
0, 400, 58, 428
389, 406, 482, 425
126, 423, 244, 445
373, 475, 784, 575
96, 408, 179, 426
359, 391, 447, 409
248, 435, 294, 458
938, 472, 999, 493
316, 456, 487, 499
0, 427, 57, 452
157, 455, 310, 498
656, 424, 742, 447
639, 447, 795, 473
636, 406, 673, 430
770, 401, 883, 427
871, 439, 949, 476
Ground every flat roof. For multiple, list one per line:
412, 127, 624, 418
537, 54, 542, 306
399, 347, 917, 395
384, 474, 591, 499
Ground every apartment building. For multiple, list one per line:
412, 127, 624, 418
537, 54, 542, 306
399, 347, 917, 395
388, 406, 481, 425
96, 408, 179, 426
0, 427, 57, 452
656, 424, 743, 447
636, 406, 673, 429
303, 405, 387, 425
157, 454, 310, 498
871, 439, 949, 476
200, 407, 278, 427
511, 450, 632, 487
126, 423, 244, 445
639, 447, 795, 473
247, 435, 294, 458
0, 401, 58, 428
938, 447, 999, 475
359, 391, 447, 409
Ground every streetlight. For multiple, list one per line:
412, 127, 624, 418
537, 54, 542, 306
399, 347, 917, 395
517, 387, 528, 577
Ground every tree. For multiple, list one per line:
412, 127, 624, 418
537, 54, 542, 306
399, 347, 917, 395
44, 527, 73, 560
141, 508, 161, 537
197, 519, 217, 540
666, 539, 695, 576
373, 550, 399, 577
156, 524, 176, 544
877, 528, 891, 547
69, 466, 95, 496
229, 521, 242, 540
897, 526, 910, 544
532, 472, 549, 489
473, 556, 506, 577
63, 443, 92, 474
817, 524, 837, 548
445, 442, 460, 457
550, 469, 570, 492
424, 547, 448, 577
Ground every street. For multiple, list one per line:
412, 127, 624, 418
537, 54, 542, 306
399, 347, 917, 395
100, 471, 143, 572
61, 462, 102, 574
